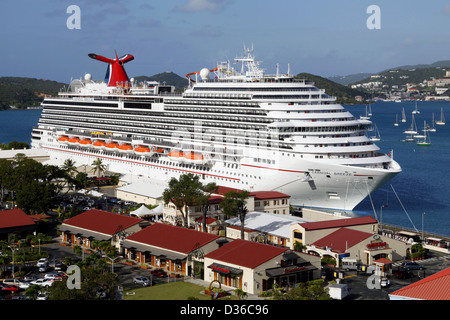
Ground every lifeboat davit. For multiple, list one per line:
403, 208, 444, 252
105, 142, 119, 149
68, 137, 80, 144
118, 143, 134, 153
93, 140, 106, 149
168, 150, 184, 161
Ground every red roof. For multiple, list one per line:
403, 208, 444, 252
250, 191, 290, 200
312, 228, 372, 253
390, 268, 450, 300
215, 186, 242, 195
205, 239, 288, 269
125, 223, 220, 254
62, 209, 144, 235
0, 208, 36, 229
299, 216, 377, 231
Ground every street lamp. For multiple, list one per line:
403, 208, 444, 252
103, 255, 122, 274
8, 246, 18, 278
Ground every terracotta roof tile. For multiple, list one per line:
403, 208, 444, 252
125, 223, 220, 253
62, 209, 144, 235
0, 208, 36, 229
312, 228, 372, 253
299, 216, 377, 231
205, 239, 288, 269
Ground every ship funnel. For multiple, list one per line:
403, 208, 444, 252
88, 51, 134, 87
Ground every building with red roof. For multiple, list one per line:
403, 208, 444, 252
389, 267, 450, 300
0, 208, 37, 239
59, 209, 146, 250
204, 239, 321, 294
122, 223, 223, 276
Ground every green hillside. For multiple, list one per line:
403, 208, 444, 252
134, 72, 187, 89
0, 77, 66, 110
295, 73, 368, 104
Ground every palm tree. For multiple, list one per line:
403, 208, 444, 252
62, 159, 78, 177
91, 158, 106, 177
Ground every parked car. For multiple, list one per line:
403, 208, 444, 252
30, 278, 54, 287
36, 258, 48, 267
151, 269, 167, 278
1, 284, 19, 293
379, 277, 390, 287
36, 291, 48, 300
44, 272, 63, 280
39, 263, 51, 272
24, 274, 41, 282
393, 269, 414, 279
133, 276, 151, 286
54, 262, 67, 271
2, 278, 30, 289
401, 261, 425, 270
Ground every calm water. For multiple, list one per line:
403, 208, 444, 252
1, 103, 449, 236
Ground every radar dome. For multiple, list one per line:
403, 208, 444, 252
84, 73, 92, 81
199, 68, 210, 80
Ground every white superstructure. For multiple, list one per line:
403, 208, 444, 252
31, 47, 401, 211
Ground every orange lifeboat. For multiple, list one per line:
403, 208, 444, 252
79, 138, 92, 145
58, 136, 69, 143
68, 137, 80, 144
93, 140, 106, 148
118, 143, 133, 153
168, 150, 184, 161
184, 152, 205, 164
105, 142, 119, 149
135, 146, 151, 153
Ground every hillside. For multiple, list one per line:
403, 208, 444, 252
133, 72, 187, 89
328, 73, 373, 85
295, 73, 368, 104
0, 77, 66, 110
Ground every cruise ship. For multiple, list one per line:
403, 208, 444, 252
31, 47, 401, 211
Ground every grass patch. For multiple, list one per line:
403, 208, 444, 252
124, 281, 214, 300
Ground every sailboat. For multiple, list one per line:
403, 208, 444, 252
369, 123, 381, 141
436, 108, 446, 125
368, 104, 373, 116
394, 114, 399, 126
412, 101, 420, 114
404, 114, 418, 135
427, 113, 436, 132
360, 105, 371, 120
401, 107, 407, 122
417, 121, 431, 146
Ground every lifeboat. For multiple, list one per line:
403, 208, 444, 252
93, 140, 106, 149
58, 136, 69, 144
168, 150, 184, 161
135, 146, 151, 154
154, 148, 164, 154
184, 152, 206, 164
105, 142, 119, 149
68, 137, 80, 144
79, 138, 92, 146
118, 143, 133, 153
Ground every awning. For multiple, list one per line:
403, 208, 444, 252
58, 225, 111, 241
121, 240, 187, 261
208, 263, 243, 276
265, 263, 317, 277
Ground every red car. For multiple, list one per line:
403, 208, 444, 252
1, 285, 19, 293
151, 269, 167, 278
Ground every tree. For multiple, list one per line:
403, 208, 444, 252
220, 190, 250, 240
198, 182, 218, 233
62, 159, 78, 177
91, 158, 106, 177
162, 173, 204, 228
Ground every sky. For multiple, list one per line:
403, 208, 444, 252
2, 0, 450, 83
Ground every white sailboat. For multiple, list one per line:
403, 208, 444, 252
369, 123, 381, 141
412, 101, 420, 114
436, 108, 446, 125
360, 105, 371, 120
368, 104, 373, 116
417, 121, 431, 146
404, 114, 418, 135
401, 107, 407, 123
394, 114, 399, 126
426, 113, 436, 132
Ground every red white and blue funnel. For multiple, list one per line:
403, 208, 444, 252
88, 51, 134, 87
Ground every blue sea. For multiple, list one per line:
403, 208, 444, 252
1, 104, 449, 236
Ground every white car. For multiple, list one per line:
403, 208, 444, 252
36, 291, 48, 300
44, 273, 63, 280
30, 278, 54, 287
36, 258, 48, 267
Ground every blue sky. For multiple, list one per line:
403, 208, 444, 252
2, 0, 450, 83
